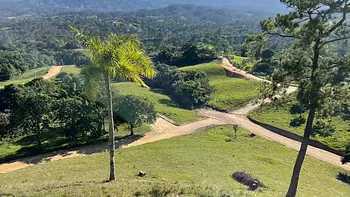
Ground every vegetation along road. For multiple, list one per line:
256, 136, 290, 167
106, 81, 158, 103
0, 59, 349, 173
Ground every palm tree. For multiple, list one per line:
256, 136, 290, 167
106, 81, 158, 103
72, 27, 155, 181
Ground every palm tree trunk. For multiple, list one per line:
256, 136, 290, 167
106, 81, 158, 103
286, 107, 316, 197
105, 73, 116, 181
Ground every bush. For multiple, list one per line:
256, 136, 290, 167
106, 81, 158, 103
232, 171, 266, 191
312, 121, 335, 137
289, 116, 306, 127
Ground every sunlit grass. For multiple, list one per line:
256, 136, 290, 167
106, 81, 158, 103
180, 61, 260, 111
0, 125, 348, 197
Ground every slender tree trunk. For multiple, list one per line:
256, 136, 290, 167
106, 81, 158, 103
286, 107, 316, 197
130, 125, 134, 136
105, 74, 116, 181
35, 124, 43, 152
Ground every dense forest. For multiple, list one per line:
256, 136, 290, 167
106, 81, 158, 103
0, 5, 276, 80
0, 0, 286, 17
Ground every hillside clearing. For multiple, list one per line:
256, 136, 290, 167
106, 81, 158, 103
0, 126, 348, 197
0, 67, 50, 89
180, 61, 260, 111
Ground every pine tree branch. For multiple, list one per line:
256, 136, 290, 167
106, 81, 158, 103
319, 36, 350, 48
328, 0, 348, 33
263, 30, 295, 38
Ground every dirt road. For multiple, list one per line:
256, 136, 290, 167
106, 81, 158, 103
0, 118, 224, 173
1, 60, 348, 173
221, 57, 268, 82
42, 66, 63, 80
196, 108, 350, 171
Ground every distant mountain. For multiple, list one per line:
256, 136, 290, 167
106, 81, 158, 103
0, 0, 288, 17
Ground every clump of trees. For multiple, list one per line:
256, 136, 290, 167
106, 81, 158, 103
155, 42, 217, 67
149, 63, 212, 109
0, 77, 105, 151
0, 50, 29, 81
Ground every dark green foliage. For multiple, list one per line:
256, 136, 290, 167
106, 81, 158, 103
336, 172, 350, 184
0, 50, 29, 81
312, 121, 335, 137
57, 97, 105, 146
0, 112, 9, 137
261, 49, 274, 59
341, 145, 350, 164
0, 77, 105, 152
252, 58, 277, 76
155, 42, 217, 66
150, 64, 212, 109
172, 71, 212, 109
289, 117, 306, 127
0, 5, 271, 73
114, 95, 157, 135
17, 93, 54, 150
148, 63, 183, 89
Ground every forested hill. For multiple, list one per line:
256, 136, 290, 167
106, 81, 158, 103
0, 0, 287, 17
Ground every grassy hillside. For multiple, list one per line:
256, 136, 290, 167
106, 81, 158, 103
249, 96, 350, 151
113, 82, 200, 125
180, 61, 260, 111
0, 125, 348, 197
230, 55, 257, 72
60, 66, 81, 75
0, 67, 50, 89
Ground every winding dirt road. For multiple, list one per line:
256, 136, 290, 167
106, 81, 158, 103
1, 60, 349, 174
42, 66, 63, 80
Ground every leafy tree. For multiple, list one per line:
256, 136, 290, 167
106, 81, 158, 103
252, 58, 277, 75
16, 93, 55, 151
243, 34, 266, 60
257, 1, 350, 196
172, 71, 212, 109
148, 63, 183, 89
181, 42, 217, 66
57, 97, 105, 146
72, 28, 155, 181
114, 95, 156, 136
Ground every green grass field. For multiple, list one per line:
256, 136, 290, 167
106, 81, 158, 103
0, 125, 348, 197
113, 82, 200, 125
180, 61, 260, 111
230, 55, 256, 72
60, 66, 82, 75
249, 97, 350, 151
0, 67, 50, 89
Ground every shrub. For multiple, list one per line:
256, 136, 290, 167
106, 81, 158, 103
232, 171, 266, 191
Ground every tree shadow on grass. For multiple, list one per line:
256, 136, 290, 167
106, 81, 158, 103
0, 135, 143, 165
336, 172, 350, 185
158, 99, 178, 108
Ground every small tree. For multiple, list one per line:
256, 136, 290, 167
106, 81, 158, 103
115, 95, 156, 136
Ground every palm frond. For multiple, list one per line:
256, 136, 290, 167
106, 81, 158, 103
81, 66, 104, 100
